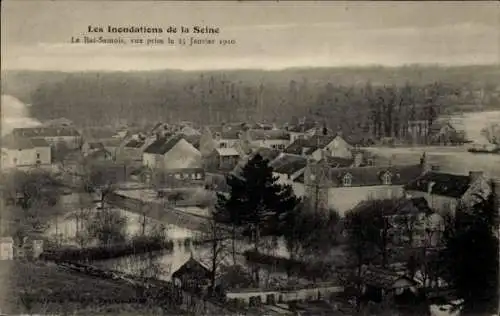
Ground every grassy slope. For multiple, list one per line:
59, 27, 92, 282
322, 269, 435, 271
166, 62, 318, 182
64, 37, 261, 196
0, 260, 185, 315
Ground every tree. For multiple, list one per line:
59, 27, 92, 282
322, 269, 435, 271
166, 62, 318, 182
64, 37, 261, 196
200, 207, 229, 296
282, 200, 341, 263
214, 154, 300, 284
86, 209, 128, 246
440, 186, 499, 315
51, 141, 72, 166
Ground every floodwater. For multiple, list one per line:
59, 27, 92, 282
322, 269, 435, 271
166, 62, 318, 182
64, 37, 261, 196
367, 147, 500, 179
47, 193, 290, 281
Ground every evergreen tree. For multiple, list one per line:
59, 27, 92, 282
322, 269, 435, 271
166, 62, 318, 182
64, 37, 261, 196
441, 183, 499, 315
214, 154, 300, 283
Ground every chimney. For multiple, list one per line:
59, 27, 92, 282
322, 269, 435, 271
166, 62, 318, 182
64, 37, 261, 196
468, 171, 484, 183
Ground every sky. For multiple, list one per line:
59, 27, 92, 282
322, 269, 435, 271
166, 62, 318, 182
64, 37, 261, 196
1, 1, 499, 71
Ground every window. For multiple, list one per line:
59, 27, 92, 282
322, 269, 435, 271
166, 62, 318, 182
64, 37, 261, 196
13, 158, 18, 165
196, 173, 202, 180
343, 173, 352, 187
219, 142, 227, 148
36, 153, 40, 159
382, 172, 392, 185
174, 174, 181, 180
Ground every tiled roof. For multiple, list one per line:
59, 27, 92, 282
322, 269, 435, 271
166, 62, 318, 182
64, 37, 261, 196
1, 135, 34, 150
143, 134, 184, 155
172, 257, 210, 280
270, 154, 308, 175
360, 266, 416, 290
252, 147, 281, 161
404, 171, 471, 198
248, 129, 290, 141
12, 127, 80, 138
30, 138, 50, 147
324, 156, 354, 168
310, 164, 423, 187
284, 135, 336, 155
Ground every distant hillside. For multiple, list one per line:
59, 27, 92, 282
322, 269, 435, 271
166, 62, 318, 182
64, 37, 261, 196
2, 65, 500, 127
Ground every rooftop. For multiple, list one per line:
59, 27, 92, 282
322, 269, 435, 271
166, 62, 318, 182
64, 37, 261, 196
404, 171, 472, 198
143, 134, 184, 155
284, 135, 337, 155
302, 163, 423, 187
12, 126, 80, 138
270, 154, 308, 176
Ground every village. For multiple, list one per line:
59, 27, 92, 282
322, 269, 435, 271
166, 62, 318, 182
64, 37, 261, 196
1, 105, 499, 315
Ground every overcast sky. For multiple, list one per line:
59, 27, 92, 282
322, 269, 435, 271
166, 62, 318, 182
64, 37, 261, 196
2, 1, 499, 71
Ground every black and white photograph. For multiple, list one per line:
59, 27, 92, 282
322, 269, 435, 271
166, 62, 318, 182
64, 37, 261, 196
1, 1, 499, 315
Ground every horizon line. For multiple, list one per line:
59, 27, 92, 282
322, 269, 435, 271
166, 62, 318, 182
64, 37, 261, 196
2, 63, 500, 73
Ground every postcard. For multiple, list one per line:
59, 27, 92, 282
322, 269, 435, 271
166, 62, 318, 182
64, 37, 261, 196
1, 1, 499, 315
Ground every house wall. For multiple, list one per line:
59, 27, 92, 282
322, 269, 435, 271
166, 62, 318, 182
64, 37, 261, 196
226, 285, 343, 304
324, 136, 353, 159
34, 146, 51, 164
274, 173, 306, 197
161, 139, 202, 170
322, 185, 405, 215
289, 132, 306, 143
143, 152, 159, 168
404, 190, 458, 215
2, 148, 36, 168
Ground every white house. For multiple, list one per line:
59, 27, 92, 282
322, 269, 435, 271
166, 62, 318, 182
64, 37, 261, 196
285, 134, 353, 160
269, 153, 308, 197
1, 135, 51, 169
143, 135, 202, 170
245, 129, 291, 151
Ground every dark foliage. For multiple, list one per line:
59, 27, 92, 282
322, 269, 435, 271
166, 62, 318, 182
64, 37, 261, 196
440, 188, 499, 315
214, 154, 300, 239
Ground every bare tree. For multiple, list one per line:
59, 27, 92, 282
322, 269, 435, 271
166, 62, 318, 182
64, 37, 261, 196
200, 208, 229, 296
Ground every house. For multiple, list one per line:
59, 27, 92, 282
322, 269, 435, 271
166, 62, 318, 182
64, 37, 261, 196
81, 141, 105, 157
30, 138, 51, 165
244, 129, 291, 151
286, 120, 318, 143
0, 237, 14, 260
150, 168, 206, 188
84, 148, 113, 163
1, 135, 51, 169
357, 266, 419, 303
143, 135, 202, 170
172, 256, 211, 292
403, 168, 492, 215
12, 126, 82, 149
429, 117, 467, 145
353, 196, 444, 250
204, 148, 241, 172
285, 134, 353, 160
269, 154, 308, 197
199, 124, 247, 156
302, 157, 425, 214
